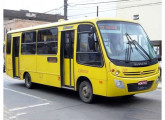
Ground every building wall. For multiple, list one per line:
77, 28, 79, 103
116, 0, 161, 41
4, 19, 50, 39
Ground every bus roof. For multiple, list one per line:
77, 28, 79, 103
7, 17, 137, 34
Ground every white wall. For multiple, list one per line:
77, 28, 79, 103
116, 0, 162, 41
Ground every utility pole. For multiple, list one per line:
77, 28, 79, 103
64, 0, 68, 20
97, 6, 98, 17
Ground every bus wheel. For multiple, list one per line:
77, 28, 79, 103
25, 73, 34, 89
3, 65, 5, 73
79, 81, 94, 103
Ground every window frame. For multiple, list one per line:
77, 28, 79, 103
37, 27, 58, 55
21, 31, 37, 55
76, 24, 104, 67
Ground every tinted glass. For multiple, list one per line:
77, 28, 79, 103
22, 32, 36, 43
77, 53, 103, 66
21, 44, 36, 54
77, 24, 103, 66
21, 31, 36, 54
98, 21, 156, 61
14, 37, 20, 57
37, 42, 57, 54
38, 28, 58, 42
78, 25, 92, 32
37, 28, 58, 54
6, 34, 11, 54
64, 31, 74, 58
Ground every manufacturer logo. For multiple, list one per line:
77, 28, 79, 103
141, 72, 144, 75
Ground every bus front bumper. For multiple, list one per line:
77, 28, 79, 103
106, 72, 160, 97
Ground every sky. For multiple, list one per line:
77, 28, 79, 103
3, 0, 116, 19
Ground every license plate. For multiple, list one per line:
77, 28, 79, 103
138, 80, 148, 86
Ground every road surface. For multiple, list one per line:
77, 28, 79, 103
4, 73, 161, 120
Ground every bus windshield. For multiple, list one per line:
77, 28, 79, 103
98, 21, 156, 62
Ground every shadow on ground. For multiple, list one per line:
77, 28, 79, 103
8, 82, 155, 107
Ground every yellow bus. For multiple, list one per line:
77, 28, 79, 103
3, 40, 6, 72
5, 18, 160, 103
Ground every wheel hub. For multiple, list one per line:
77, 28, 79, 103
82, 86, 90, 98
26, 76, 30, 87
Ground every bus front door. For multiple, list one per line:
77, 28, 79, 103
12, 37, 20, 77
61, 30, 74, 87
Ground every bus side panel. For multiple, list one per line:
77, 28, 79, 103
73, 23, 107, 96
19, 55, 37, 80
74, 64, 107, 96
36, 55, 61, 87
6, 54, 13, 78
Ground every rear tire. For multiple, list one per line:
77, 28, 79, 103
79, 81, 94, 103
25, 73, 34, 89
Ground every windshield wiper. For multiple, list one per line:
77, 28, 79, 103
125, 33, 151, 62
125, 33, 148, 60
125, 33, 133, 62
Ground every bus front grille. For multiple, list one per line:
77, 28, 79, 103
143, 70, 155, 75
123, 72, 140, 76
123, 69, 155, 76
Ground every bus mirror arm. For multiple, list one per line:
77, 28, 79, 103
88, 34, 95, 51
90, 27, 96, 33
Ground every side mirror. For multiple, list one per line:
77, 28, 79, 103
88, 33, 95, 51
157, 55, 161, 61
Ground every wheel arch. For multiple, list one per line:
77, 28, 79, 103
23, 71, 29, 79
76, 76, 92, 91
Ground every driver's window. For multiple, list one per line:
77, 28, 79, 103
79, 33, 89, 52
76, 24, 103, 67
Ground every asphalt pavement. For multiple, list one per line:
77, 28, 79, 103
4, 73, 161, 120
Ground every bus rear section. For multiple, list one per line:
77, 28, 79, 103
5, 33, 21, 78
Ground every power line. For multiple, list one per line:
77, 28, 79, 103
43, 0, 136, 14
68, 0, 130, 7
44, 6, 64, 14
68, 2, 161, 17
68, 6, 115, 11
68, 2, 117, 10
68, 0, 96, 5
68, 0, 140, 10
67, 0, 140, 11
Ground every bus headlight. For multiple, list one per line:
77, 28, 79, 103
114, 79, 125, 89
115, 70, 120, 75
155, 76, 160, 84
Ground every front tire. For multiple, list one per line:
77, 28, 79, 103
79, 81, 94, 103
25, 73, 34, 89
3, 65, 5, 73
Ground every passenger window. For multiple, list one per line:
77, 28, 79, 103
37, 28, 58, 54
6, 34, 11, 54
21, 31, 36, 54
77, 24, 103, 66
